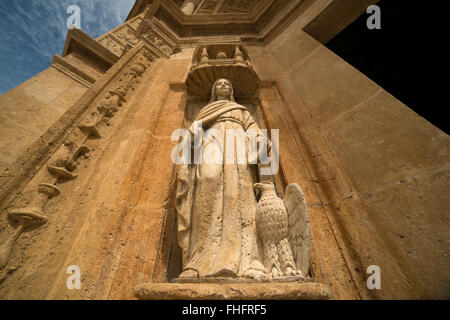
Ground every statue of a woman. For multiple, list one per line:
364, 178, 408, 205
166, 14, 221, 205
175, 78, 271, 280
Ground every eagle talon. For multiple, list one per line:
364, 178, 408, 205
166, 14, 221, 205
285, 266, 302, 277
270, 267, 282, 279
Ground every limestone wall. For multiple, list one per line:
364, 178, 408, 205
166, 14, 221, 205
0, 67, 87, 174
247, 12, 450, 299
1, 1, 448, 300
0, 44, 194, 299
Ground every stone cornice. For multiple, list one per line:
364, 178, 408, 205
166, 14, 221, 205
126, 0, 150, 21
51, 55, 94, 88
62, 29, 119, 66
130, 0, 275, 23
51, 29, 123, 87
125, 0, 316, 46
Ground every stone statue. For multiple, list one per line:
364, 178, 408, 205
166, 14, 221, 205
175, 78, 310, 281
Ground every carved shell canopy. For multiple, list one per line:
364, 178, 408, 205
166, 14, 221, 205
186, 44, 260, 99
191, 44, 251, 64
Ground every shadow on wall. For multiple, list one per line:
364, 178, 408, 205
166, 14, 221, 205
323, 0, 447, 134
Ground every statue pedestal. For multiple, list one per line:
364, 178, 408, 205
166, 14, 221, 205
134, 279, 331, 300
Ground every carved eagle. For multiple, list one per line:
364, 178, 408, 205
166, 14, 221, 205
254, 181, 310, 278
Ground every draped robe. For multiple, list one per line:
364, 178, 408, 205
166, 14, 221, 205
176, 100, 267, 278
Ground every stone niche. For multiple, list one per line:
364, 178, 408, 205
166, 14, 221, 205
134, 43, 331, 300
166, 42, 265, 283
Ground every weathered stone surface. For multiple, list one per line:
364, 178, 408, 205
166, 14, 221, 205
0, 0, 448, 301
134, 282, 332, 300
0, 67, 87, 174
255, 11, 450, 299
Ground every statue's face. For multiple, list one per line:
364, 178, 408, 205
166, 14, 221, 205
214, 79, 232, 99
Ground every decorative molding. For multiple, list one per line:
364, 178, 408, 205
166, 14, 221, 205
98, 10, 147, 43
51, 29, 122, 86
246, 0, 315, 45
0, 44, 159, 273
99, 36, 125, 57
128, 16, 145, 32
114, 25, 141, 48
122, 0, 317, 47
137, 17, 179, 57
51, 55, 93, 88
98, 8, 180, 60
62, 29, 119, 66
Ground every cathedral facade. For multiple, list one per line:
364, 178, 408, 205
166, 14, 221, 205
0, 0, 448, 299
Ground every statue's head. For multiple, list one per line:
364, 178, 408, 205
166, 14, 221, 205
210, 78, 235, 102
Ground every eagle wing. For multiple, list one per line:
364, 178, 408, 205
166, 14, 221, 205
284, 183, 310, 276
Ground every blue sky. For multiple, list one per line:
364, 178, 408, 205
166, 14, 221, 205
0, 0, 136, 95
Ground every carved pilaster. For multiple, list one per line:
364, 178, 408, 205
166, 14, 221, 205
99, 36, 125, 57
98, 10, 180, 60
0, 46, 157, 273
136, 18, 179, 57
115, 25, 140, 47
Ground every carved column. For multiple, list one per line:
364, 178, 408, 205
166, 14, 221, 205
181, 0, 201, 15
